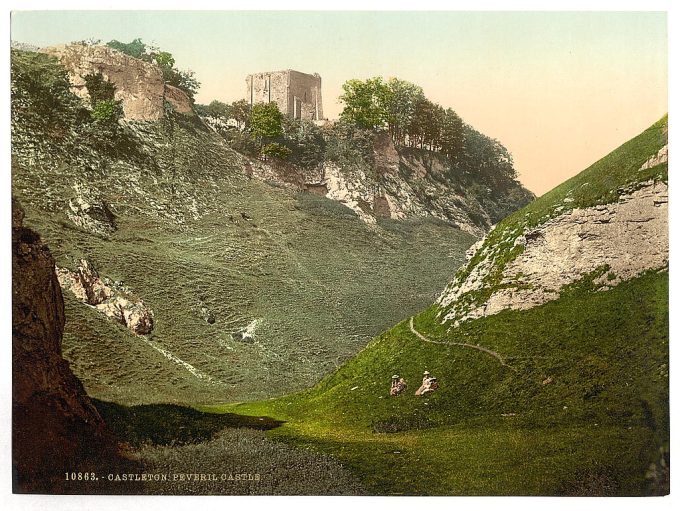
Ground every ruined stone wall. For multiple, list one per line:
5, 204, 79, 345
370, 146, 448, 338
246, 69, 323, 120
288, 70, 323, 121
246, 71, 290, 117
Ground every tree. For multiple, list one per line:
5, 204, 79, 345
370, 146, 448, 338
282, 117, 326, 169
439, 108, 465, 161
231, 99, 251, 130
106, 39, 200, 100
249, 102, 284, 158
195, 100, 232, 121
162, 66, 200, 100
91, 99, 123, 122
83, 73, 122, 124
83, 73, 116, 107
339, 77, 389, 130
383, 78, 425, 145
262, 142, 292, 160
153, 51, 175, 71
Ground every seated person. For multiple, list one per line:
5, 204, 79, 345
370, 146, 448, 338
415, 371, 439, 396
390, 374, 407, 396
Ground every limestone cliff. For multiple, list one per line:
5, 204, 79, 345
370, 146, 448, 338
436, 118, 668, 327
41, 43, 193, 119
293, 131, 533, 236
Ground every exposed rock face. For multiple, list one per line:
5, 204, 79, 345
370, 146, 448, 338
165, 83, 194, 115
12, 199, 125, 493
639, 144, 668, 172
438, 180, 668, 325
57, 259, 154, 335
323, 161, 378, 224
41, 43, 194, 121
42, 43, 166, 120
298, 133, 525, 236
66, 183, 117, 235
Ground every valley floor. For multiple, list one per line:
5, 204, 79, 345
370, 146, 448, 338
94, 270, 668, 496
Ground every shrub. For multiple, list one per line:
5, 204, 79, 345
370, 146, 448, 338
83, 73, 116, 107
91, 99, 123, 123
262, 142, 291, 160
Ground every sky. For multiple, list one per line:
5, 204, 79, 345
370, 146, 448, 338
10, 10, 668, 195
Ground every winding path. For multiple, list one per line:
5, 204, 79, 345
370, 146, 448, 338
409, 317, 517, 372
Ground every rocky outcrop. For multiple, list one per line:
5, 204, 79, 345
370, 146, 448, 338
165, 83, 194, 114
42, 43, 166, 120
438, 180, 668, 325
300, 133, 528, 236
639, 144, 668, 172
12, 199, 127, 493
57, 259, 154, 335
66, 183, 117, 235
41, 43, 194, 121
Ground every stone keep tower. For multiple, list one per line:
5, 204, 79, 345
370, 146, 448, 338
246, 70, 323, 121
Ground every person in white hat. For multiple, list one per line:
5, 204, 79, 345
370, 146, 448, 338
390, 374, 407, 396
416, 370, 437, 396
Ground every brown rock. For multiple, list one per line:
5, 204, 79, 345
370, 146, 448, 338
164, 84, 194, 115
12, 198, 136, 493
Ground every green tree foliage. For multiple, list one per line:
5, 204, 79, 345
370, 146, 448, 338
282, 118, 326, 169
461, 125, 518, 185
10, 50, 79, 125
91, 99, 123, 122
339, 77, 389, 130
167, 69, 200, 100
383, 78, 425, 145
262, 142, 292, 160
339, 76, 465, 157
323, 120, 375, 168
338, 75, 521, 191
439, 109, 465, 161
83, 73, 122, 124
195, 100, 232, 121
231, 99, 251, 130
249, 102, 284, 160
249, 102, 284, 141
106, 38, 146, 59
153, 51, 176, 71
83, 73, 116, 107
106, 38, 200, 100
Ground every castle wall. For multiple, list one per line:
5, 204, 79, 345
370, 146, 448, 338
246, 71, 289, 117
288, 70, 323, 121
246, 70, 323, 121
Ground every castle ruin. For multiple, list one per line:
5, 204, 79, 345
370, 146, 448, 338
246, 70, 323, 121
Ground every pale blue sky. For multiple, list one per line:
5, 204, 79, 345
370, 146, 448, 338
11, 11, 668, 194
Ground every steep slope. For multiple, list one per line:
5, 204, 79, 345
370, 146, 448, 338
12, 48, 493, 404
438, 117, 668, 325
215, 116, 669, 496
305, 131, 534, 236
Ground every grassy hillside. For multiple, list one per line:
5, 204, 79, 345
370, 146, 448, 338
11, 49, 477, 404
199, 118, 669, 495
207, 269, 667, 495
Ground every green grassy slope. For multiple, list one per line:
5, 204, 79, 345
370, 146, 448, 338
205, 118, 669, 495
11, 50, 477, 404
209, 270, 668, 495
